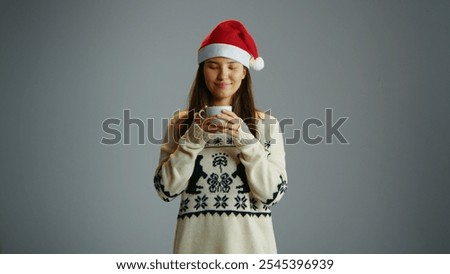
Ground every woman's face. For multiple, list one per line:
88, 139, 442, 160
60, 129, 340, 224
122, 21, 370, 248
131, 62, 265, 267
203, 57, 246, 106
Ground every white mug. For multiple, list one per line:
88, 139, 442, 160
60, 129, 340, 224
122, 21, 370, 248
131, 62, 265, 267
199, 105, 232, 124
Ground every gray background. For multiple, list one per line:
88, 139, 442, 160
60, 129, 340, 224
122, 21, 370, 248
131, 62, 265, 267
1, 0, 449, 253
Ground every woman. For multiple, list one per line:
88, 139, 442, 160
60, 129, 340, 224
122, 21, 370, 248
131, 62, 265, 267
154, 20, 288, 253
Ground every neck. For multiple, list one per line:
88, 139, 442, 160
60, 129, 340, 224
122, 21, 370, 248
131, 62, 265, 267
211, 98, 232, 106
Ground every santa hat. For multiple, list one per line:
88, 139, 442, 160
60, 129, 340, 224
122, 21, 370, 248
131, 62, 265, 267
198, 20, 264, 71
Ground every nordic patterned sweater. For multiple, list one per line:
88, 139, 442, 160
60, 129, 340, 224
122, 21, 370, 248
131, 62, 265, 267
154, 110, 288, 254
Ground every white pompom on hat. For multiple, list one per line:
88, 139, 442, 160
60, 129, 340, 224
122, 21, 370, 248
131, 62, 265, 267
198, 20, 264, 71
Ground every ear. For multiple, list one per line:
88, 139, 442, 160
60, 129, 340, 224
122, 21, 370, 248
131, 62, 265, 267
242, 67, 247, 79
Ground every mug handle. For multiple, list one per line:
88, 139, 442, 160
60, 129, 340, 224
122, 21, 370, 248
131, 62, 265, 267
198, 109, 206, 120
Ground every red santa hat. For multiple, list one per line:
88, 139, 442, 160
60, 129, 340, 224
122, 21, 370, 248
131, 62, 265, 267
198, 20, 264, 71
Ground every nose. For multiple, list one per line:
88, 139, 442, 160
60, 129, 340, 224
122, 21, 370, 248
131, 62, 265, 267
217, 66, 229, 80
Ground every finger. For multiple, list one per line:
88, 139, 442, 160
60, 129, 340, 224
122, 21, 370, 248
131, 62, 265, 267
220, 110, 238, 118
223, 127, 238, 137
215, 113, 230, 121
217, 113, 240, 124
203, 116, 218, 125
229, 122, 241, 130
204, 123, 221, 133
218, 121, 240, 132
224, 116, 242, 129
205, 119, 225, 131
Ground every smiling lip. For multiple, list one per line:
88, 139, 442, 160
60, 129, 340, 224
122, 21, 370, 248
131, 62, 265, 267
216, 82, 230, 88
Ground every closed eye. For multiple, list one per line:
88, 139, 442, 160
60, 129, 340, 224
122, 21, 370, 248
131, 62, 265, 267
206, 64, 219, 69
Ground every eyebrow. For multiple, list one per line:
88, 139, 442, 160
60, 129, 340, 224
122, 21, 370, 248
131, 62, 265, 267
205, 60, 239, 65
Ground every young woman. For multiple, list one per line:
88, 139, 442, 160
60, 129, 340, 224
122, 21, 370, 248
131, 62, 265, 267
154, 20, 288, 253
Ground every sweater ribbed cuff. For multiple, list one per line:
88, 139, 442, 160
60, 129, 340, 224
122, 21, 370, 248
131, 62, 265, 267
233, 123, 258, 147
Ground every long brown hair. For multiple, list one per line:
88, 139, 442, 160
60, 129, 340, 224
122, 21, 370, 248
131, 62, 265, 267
175, 62, 258, 141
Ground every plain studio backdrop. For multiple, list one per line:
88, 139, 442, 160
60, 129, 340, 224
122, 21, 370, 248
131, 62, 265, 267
1, 0, 449, 253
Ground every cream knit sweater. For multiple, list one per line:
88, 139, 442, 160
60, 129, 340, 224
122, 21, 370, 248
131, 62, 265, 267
154, 111, 287, 253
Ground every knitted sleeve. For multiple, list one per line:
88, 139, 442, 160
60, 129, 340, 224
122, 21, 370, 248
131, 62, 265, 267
233, 114, 288, 206
153, 112, 207, 201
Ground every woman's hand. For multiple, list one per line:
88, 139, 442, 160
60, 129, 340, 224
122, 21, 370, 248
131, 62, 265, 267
217, 110, 243, 137
197, 115, 221, 134
195, 110, 220, 134
206, 110, 243, 137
